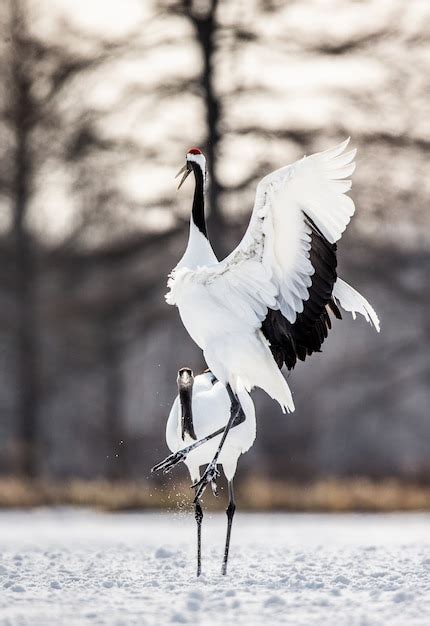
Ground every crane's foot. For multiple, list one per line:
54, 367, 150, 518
192, 461, 220, 502
151, 450, 188, 474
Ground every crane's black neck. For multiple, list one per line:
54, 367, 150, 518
190, 161, 207, 238
178, 377, 197, 441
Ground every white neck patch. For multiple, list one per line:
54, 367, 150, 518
187, 152, 206, 175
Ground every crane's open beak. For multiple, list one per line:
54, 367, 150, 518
175, 163, 191, 190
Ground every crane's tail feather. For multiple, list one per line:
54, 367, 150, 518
234, 371, 294, 415
333, 278, 380, 332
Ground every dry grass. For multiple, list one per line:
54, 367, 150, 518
0, 478, 167, 511
0, 476, 429, 512
237, 477, 430, 512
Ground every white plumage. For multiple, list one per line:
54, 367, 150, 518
333, 278, 380, 329
166, 371, 256, 485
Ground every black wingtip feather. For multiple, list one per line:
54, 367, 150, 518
262, 214, 343, 371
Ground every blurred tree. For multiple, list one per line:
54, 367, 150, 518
0, 0, 428, 487
159, 0, 226, 254
0, 0, 152, 476
157, 0, 308, 255
5, 0, 42, 477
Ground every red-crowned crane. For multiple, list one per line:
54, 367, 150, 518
160, 140, 380, 504
153, 367, 255, 576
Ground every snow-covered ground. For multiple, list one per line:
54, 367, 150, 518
0, 510, 429, 626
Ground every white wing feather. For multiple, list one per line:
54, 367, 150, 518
168, 139, 356, 328
333, 278, 381, 331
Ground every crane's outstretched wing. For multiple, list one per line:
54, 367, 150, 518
167, 139, 378, 369
261, 215, 342, 369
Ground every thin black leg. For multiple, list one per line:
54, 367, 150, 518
151, 428, 226, 474
192, 385, 244, 502
194, 491, 203, 577
222, 480, 236, 576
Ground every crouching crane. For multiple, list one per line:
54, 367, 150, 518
160, 140, 380, 503
152, 367, 255, 576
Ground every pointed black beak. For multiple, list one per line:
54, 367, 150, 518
175, 163, 191, 190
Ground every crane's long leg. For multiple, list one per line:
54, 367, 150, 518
192, 385, 244, 502
194, 487, 203, 577
151, 397, 245, 475
151, 427, 227, 474
222, 480, 236, 576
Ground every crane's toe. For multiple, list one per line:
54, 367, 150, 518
151, 449, 187, 474
192, 461, 220, 501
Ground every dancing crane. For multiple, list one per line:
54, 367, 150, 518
165, 140, 380, 500
153, 367, 255, 576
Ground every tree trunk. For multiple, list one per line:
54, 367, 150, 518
10, 0, 40, 477
100, 312, 127, 481
189, 0, 226, 256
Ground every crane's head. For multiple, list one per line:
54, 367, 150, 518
175, 148, 206, 189
177, 367, 194, 386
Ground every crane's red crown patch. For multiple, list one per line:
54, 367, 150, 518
187, 148, 202, 155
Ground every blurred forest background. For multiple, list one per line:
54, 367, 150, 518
0, 0, 429, 508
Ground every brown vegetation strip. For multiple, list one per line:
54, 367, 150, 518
0, 477, 429, 512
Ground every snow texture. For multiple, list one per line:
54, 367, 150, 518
0, 509, 429, 625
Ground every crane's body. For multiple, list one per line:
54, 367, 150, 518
173, 283, 292, 411
166, 370, 256, 484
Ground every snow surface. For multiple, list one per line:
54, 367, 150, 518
0, 509, 429, 625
